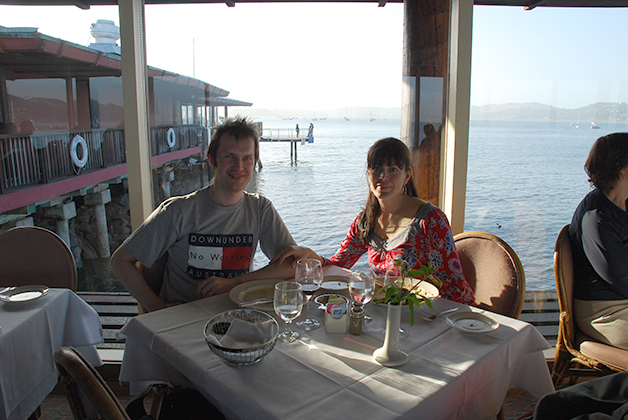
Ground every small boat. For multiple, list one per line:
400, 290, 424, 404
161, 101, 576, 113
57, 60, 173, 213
343, 117, 350, 121
591, 122, 601, 129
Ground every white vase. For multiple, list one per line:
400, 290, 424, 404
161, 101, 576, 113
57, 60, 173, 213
373, 303, 408, 367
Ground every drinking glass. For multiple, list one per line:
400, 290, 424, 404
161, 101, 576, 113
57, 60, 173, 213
295, 258, 323, 331
274, 281, 303, 343
349, 269, 375, 323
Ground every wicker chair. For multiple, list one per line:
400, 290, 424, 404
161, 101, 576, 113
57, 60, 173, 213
54, 347, 133, 420
454, 231, 526, 319
551, 224, 628, 386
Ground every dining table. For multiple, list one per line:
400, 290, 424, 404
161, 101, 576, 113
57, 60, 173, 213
0, 287, 104, 420
118, 269, 554, 420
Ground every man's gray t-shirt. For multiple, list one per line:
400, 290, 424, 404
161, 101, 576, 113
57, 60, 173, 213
123, 187, 295, 303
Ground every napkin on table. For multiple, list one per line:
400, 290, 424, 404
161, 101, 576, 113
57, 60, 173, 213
207, 318, 274, 349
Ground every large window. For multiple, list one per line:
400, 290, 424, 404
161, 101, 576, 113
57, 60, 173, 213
2, 3, 625, 295
465, 6, 628, 290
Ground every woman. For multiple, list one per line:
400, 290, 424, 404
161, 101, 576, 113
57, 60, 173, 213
570, 132, 628, 350
274, 137, 474, 304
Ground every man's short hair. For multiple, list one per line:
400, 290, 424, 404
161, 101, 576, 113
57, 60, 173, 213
207, 116, 260, 165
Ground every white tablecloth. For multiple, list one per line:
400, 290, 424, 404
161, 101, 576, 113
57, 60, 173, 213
119, 288, 554, 420
0, 288, 103, 420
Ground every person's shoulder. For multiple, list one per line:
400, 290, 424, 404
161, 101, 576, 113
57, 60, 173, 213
414, 200, 439, 219
242, 191, 273, 207
155, 188, 209, 213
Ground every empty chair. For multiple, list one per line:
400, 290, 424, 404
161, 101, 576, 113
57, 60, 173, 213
551, 224, 628, 386
453, 231, 526, 319
0, 226, 77, 290
54, 347, 132, 420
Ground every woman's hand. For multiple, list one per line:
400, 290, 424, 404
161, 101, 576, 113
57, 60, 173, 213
271, 245, 322, 268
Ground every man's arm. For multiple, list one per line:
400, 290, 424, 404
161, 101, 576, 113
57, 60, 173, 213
197, 256, 299, 298
110, 245, 169, 312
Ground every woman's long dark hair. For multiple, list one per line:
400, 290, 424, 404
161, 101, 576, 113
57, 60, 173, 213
357, 138, 418, 244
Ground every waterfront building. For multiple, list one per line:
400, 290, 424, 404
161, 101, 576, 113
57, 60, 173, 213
0, 21, 251, 286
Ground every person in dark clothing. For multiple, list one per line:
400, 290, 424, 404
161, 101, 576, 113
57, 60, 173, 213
570, 132, 628, 349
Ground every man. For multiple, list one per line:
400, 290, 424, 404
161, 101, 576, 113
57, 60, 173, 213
111, 116, 308, 312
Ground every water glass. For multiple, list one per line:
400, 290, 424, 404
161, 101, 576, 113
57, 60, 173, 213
274, 281, 303, 342
349, 269, 375, 304
295, 258, 323, 331
349, 269, 375, 324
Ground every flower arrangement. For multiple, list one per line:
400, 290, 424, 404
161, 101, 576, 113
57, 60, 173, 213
376, 257, 442, 326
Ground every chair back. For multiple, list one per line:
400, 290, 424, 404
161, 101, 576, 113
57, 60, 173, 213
555, 224, 577, 349
454, 231, 526, 318
137, 252, 168, 314
552, 224, 628, 385
0, 226, 77, 290
54, 347, 131, 420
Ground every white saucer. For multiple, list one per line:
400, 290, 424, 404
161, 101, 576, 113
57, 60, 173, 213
320, 275, 349, 290
0, 285, 50, 302
446, 311, 499, 334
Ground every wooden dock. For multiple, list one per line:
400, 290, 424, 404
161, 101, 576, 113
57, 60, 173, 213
259, 128, 314, 164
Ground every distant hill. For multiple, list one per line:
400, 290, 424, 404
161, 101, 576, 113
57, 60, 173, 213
237, 106, 402, 120
235, 102, 628, 122
470, 102, 628, 122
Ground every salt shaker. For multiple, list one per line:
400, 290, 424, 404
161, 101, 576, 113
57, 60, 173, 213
349, 302, 365, 335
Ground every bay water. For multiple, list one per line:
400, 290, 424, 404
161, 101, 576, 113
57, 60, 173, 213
250, 117, 628, 290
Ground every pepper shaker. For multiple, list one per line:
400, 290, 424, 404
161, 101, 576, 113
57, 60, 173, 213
350, 302, 365, 335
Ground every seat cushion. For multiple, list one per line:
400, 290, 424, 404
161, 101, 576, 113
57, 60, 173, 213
575, 331, 628, 371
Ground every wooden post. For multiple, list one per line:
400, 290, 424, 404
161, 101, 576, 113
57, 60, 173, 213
119, 0, 154, 229
401, 0, 450, 208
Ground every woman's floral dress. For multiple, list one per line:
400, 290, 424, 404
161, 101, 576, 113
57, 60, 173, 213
328, 203, 475, 304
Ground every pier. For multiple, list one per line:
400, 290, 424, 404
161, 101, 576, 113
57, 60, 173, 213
260, 128, 314, 165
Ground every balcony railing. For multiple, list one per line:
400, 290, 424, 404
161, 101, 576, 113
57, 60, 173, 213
0, 124, 206, 194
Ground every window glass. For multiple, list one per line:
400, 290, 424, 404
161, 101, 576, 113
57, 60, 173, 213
7, 79, 68, 132
466, 6, 628, 291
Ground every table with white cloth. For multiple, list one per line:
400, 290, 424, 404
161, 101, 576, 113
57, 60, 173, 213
119, 282, 554, 420
0, 288, 104, 420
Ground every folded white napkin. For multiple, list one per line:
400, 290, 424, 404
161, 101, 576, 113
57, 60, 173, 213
207, 318, 275, 349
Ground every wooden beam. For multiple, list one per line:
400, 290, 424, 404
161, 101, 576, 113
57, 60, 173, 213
119, 0, 155, 229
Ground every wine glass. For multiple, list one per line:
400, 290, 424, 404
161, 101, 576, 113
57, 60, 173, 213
349, 269, 375, 323
274, 281, 303, 343
295, 258, 323, 331
383, 267, 409, 339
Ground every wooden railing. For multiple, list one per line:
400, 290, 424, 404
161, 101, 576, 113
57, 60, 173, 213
0, 124, 206, 194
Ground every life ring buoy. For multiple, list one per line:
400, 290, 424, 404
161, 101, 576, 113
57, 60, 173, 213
167, 128, 176, 149
70, 135, 88, 168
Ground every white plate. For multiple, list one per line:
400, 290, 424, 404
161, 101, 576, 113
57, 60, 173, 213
320, 275, 350, 290
446, 311, 499, 334
373, 279, 439, 305
0, 285, 50, 302
229, 279, 282, 311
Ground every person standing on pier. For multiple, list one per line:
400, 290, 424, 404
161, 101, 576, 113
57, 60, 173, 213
308, 123, 314, 143
295, 123, 300, 138
111, 116, 314, 312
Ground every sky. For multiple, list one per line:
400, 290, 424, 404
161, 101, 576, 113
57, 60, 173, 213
1, 3, 627, 114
